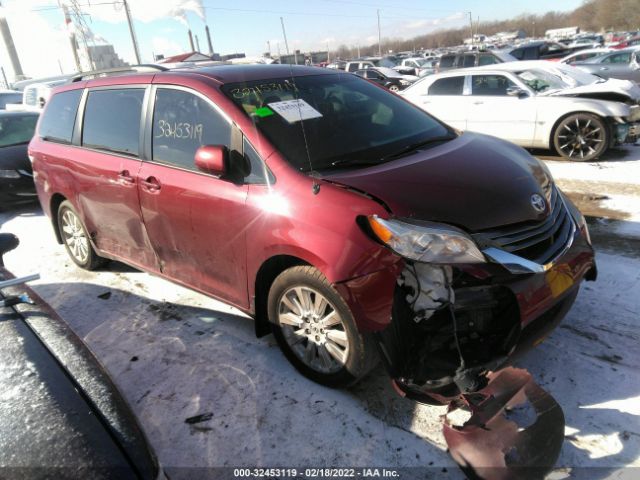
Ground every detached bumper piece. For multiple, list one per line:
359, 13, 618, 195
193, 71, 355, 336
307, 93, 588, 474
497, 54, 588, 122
443, 367, 565, 480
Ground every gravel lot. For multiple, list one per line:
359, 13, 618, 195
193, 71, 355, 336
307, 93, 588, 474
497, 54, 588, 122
1, 149, 640, 478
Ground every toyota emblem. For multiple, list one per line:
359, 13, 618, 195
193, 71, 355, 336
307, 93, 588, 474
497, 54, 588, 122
531, 194, 546, 213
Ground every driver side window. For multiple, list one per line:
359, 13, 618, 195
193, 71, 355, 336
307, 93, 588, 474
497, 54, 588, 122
152, 88, 231, 171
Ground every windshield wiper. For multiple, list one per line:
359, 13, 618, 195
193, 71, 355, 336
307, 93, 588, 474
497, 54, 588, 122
379, 134, 457, 162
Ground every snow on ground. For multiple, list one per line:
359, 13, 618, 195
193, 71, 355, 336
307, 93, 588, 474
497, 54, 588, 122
1, 202, 640, 477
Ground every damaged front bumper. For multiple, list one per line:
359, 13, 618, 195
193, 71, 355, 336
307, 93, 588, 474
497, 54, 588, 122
337, 192, 596, 400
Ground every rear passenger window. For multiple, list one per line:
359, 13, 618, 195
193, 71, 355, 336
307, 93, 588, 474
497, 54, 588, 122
152, 88, 231, 171
38, 89, 82, 144
82, 88, 145, 155
429, 76, 464, 95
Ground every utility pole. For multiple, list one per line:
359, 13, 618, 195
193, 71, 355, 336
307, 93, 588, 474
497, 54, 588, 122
266, 40, 271, 57
327, 42, 330, 63
0, 1, 24, 80
357, 43, 360, 57
122, 0, 141, 64
377, 9, 382, 56
468, 12, 474, 47
280, 17, 290, 54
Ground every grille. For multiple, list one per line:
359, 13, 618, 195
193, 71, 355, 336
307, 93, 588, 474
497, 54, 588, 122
24, 87, 37, 106
473, 187, 574, 265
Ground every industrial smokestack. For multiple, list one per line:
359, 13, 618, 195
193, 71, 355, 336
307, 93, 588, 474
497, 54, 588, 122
205, 25, 213, 55
195, 34, 200, 53
0, 1, 24, 81
188, 29, 195, 51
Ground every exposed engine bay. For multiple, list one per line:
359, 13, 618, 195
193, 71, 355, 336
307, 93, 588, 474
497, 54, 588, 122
377, 262, 522, 395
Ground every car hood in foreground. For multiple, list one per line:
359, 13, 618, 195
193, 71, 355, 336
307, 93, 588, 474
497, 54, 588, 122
324, 132, 552, 232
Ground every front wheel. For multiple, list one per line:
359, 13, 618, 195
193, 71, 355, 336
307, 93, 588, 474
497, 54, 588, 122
388, 84, 400, 92
57, 201, 106, 270
553, 113, 609, 162
268, 266, 378, 387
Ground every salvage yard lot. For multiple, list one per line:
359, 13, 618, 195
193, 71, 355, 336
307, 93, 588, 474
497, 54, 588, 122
2, 150, 640, 477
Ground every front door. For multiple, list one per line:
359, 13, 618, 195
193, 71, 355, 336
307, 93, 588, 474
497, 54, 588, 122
465, 74, 537, 147
137, 86, 250, 308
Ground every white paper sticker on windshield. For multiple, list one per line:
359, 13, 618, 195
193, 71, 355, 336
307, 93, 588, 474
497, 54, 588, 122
268, 99, 323, 123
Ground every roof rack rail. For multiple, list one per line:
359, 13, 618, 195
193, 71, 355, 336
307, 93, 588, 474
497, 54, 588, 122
70, 64, 169, 82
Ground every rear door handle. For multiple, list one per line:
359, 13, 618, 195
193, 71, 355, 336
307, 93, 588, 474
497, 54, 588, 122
473, 101, 484, 105
141, 176, 161, 192
118, 170, 135, 185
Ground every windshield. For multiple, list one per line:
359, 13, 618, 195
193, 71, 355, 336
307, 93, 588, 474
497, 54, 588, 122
515, 69, 569, 93
0, 114, 38, 147
222, 73, 452, 172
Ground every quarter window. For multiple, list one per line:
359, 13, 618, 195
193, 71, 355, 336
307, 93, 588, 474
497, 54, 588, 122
82, 88, 145, 155
429, 76, 464, 95
471, 75, 516, 96
38, 89, 82, 144
152, 88, 231, 171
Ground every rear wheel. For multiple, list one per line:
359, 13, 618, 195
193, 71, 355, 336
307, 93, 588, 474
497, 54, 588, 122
268, 266, 378, 387
388, 84, 400, 92
57, 201, 106, 270
553, 113, 608, 162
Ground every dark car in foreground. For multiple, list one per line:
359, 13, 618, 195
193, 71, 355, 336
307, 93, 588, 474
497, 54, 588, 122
29, 65, 596, 403
0, 233, 159, 479
0, 111, 39, 208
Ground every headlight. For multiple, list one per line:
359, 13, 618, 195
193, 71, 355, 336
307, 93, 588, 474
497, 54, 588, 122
0, 169, 21, 179
366, 215, 485, 263
400, 80, 410, 86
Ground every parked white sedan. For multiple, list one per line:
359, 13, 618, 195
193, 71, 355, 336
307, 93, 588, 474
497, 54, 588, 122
402, 64, 640, 161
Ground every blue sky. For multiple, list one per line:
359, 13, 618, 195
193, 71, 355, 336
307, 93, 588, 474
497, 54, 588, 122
2, 0, 584, 79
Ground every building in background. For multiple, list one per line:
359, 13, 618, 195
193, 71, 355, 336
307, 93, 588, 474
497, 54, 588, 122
88, 44, 128, 70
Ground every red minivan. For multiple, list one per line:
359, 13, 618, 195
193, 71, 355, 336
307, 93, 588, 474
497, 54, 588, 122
30, 65, 596, 400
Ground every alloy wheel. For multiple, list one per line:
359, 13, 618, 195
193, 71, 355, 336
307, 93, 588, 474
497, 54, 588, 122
556, 115, 606, 161
60, 209, 90, 264
278, 286, 350, 374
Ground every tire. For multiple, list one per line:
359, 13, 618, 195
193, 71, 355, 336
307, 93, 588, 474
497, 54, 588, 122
553, 113, 609, 162
57, 200, 106, 270
388, 84, 400, 92
268, 266, 378, 387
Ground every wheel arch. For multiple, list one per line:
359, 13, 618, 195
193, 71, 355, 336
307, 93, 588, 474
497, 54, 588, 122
253, 254, 311, 338
50, 193, 67, 244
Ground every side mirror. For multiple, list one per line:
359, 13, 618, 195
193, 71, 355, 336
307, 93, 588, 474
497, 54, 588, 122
506, 86, 528, 98
195, 145, 227, 176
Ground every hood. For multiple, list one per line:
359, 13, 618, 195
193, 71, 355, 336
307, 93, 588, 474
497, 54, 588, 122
324, 133, 552, 232
401, 74, 419, 82
542, 78, 640, 103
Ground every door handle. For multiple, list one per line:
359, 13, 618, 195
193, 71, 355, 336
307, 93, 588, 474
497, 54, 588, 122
473, 101, 484, 105
141, 176, 161, 192
118, 170, 135, 184
599, 67, 609, 70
